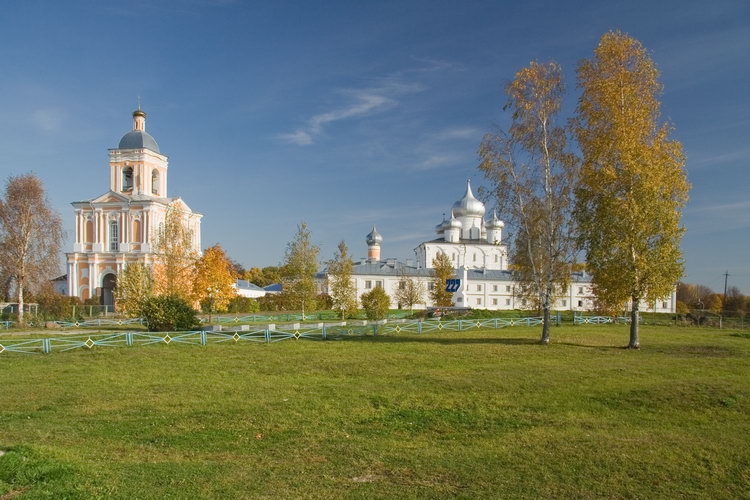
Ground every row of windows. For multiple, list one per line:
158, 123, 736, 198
122, 167, 160, 195
446, 253, 502, 263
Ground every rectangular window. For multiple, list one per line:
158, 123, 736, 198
562, 300, 567, 307
456, 297, 463, 303
663, 301, 668, 309
473, 254, 477, 262
492, 298, 498, 305
578, 300, 583, 307
494, 255, 498, 262
399, 281, 406, 290
429, 282, 435, 290
477, 284, 482, 291
109, 222, 119, 252
506, 285, 511, 292
578, 287, 584, 294
376, 281, 383, 288
505, 298, 510, 305
476, 298, 481, 305
365, 280, 372, 289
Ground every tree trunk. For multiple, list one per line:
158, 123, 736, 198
541, 306, 551, 344
17, 280, 25, 325
628, 297, 640, 349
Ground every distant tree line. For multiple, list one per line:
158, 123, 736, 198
676, 282, 748, 316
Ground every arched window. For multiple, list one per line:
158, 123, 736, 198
85, 219, 94, 243
133, 219, 142, 243
122, 167, 133, 192
151, 169, 159, 195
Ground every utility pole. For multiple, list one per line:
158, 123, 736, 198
723, 270, 730, 312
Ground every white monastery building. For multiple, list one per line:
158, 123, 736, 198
65, 109, 202, 306
329, 180, 676, 313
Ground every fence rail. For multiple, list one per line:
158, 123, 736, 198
0, 316, 545, 355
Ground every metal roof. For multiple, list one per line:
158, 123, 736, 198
118, 130, 160, 153
236, 280, 264, 291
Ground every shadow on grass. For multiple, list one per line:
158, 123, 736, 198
339, 335, 540, 345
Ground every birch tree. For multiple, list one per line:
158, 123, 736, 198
114, 263, 153, 317
193, 244, 237, 322
575, 31, 689, 348
281, 222, 319, 318
327, 240, 357, 319
431, 252, 454, 307
394, 269, 425, 312
152, 206, 198, 302
0, 174, 63, 324
479, 61, 578, 344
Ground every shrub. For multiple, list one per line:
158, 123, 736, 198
140, 296, 200, 331
360, 287, 391, 320
227, 296, 260, 314
316, 293, 333, 311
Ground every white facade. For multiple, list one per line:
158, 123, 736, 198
65, 109, 202, 306
325, 180, 676, 314
415, 181, 508, 271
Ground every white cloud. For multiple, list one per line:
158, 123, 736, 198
277, 76, 428, 146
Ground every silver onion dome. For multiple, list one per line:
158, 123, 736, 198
447, 211, 463, 229
452, 180, 485, 218
366, 225, 383, 245
486, 209, 505, 229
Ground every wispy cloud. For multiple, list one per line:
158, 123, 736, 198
689, 147, 750, 168
413, 153, 467, 171
686, 200, 750, 214
278, 79, 425, 146
434, 127, 481, 140
30, 108, 65, 132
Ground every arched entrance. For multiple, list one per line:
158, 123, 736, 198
101, 273, 117, 308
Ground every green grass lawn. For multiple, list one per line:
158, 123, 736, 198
1, 325, 748, 499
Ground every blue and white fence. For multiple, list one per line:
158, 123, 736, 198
0, 317, 543, 355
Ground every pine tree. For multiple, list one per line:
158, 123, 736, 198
575, 31, 690, 348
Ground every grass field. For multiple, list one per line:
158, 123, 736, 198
1, 325, 748, 499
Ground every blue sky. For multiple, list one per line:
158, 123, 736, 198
1, 0, 749, 292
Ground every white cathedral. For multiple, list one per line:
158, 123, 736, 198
335, 180, 676, 313
65, 109, 202, 306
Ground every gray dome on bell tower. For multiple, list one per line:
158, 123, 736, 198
118, 109, 160, 153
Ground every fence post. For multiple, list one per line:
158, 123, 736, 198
200, 331, 207, 345
42, 338, 51, 354
322, 327, 327, 340
493, 318, 498, 329
458, 320, 462, 331
417, 321, 422, 334
126, 333, 133, 346
372, 325, 378, 336
264, 329, 270, 343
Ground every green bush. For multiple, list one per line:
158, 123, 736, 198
140, 296, 200, 331
360, 287, 390, 320
227, 296, 260, 314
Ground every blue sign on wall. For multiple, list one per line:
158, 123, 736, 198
445, 279, 461, 293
